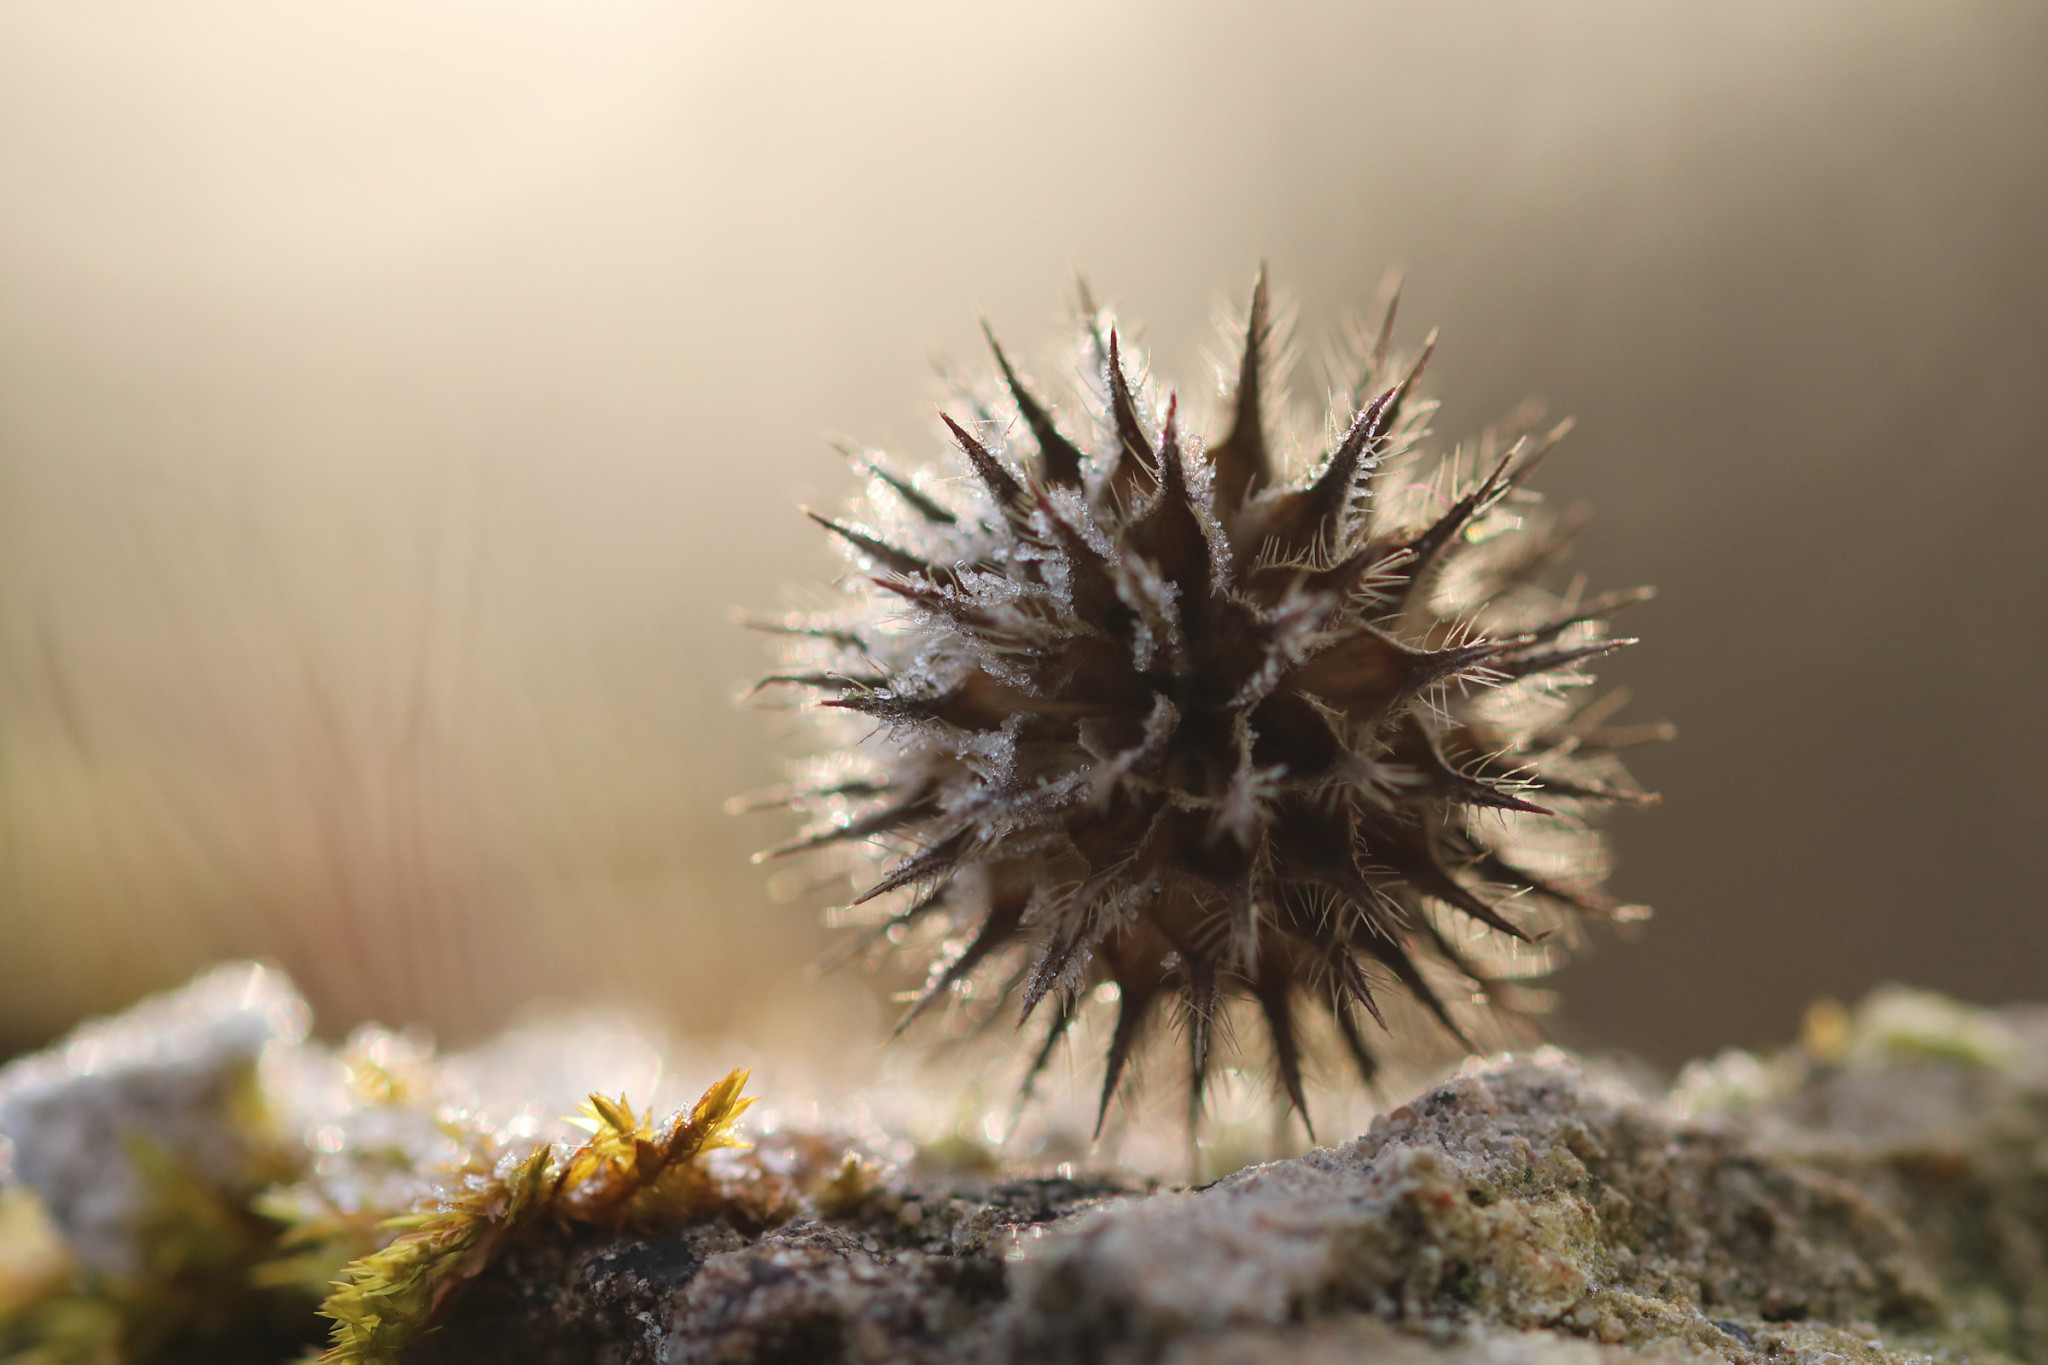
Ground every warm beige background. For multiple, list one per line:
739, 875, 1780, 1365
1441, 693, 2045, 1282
1, 1, 2042, 1071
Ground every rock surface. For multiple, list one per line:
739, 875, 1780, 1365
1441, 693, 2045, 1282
5, 973, 2048, 1365
0, 962, 307, 1278
412, 993, 2048, 1365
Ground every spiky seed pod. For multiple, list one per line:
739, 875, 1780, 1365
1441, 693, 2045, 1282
747, 271, 1663, 1135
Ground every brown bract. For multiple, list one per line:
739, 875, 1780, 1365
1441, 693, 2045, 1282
749, 271, 1664, 1135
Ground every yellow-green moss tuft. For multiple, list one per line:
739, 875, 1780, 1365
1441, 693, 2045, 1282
309, 1067, 754, 1365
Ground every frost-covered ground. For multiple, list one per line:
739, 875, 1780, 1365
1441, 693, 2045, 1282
3, 967, 2045, 1365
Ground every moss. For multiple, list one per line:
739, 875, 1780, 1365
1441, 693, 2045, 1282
16, 968, 2048, 1364
0, 1134, 322, 1365
308, 1069, 755, 1365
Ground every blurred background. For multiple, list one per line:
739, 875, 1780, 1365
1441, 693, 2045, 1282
1, 1, 2043, 1080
